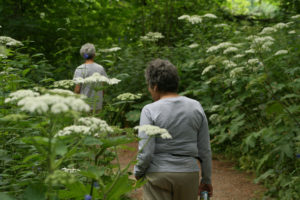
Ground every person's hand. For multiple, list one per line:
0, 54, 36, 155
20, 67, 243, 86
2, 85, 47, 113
199, 183, 213, 197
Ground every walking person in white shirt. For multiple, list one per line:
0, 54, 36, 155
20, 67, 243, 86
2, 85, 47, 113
73, 43, 107, 111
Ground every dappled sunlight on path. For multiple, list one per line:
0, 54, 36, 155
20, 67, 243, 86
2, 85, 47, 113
118, 142, 266, 200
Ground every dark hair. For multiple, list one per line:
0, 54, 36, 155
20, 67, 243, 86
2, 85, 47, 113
145, 59, 179, 93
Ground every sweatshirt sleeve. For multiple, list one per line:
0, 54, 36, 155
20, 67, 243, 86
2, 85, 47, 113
134, 107, 155, 178
197, 111, 212, 184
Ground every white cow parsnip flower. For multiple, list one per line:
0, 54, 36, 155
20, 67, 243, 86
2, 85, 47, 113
99, 47, 121, 53
53, 80, 75, 89
207, 42, 233, 53
274, 50, 288, 56
16, 94, 90, 114
178, 15, 202, 24
223, 60, 237, 68
74, 73, 121, 85
116, 93, 142, 101
5, 89, 40, 103
202, 13, 217, 19
273, 23, 288, 29
0, 36, 23, 47
140, 32, 164, 42
230, 67, 244, 78
214, 23, 229, 28
248, 58, 260, 65
134, 125, 172, 139
61, 168, 80, 173
223, 47, 238, 54
259, 27, 277, 35
234, 54, 245, 58
202, 65, 215, 75
78, 117, 113, 133
48, 89, 75, 96
188, 43, 199, 48
55, 125, 91, 137
291, 14, 300, 19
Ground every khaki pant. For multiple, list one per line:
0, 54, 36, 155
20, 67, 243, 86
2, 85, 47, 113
143, 172, 199, 200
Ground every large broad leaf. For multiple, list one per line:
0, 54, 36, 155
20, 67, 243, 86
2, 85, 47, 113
23, 183, 47, 200
58, 181, 96, 200
103, 174, 134, 200
265, 101, 284, 116
0, 193, 16, 200
83, 136, 103, 146
53, 139, 68, 156
254, 169, 275, 184
125, 110, 140, 122
101, 136, 135, 149
278, 144, 293, 158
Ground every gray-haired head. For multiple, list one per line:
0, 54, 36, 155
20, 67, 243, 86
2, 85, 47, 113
80, 43, 96, 59
145, 59, 179, 93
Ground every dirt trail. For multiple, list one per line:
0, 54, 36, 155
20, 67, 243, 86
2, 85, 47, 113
118, 142, 266, 200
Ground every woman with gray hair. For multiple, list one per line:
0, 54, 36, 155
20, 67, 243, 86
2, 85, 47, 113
134, 59, 213, 200
73, 43, 107, 110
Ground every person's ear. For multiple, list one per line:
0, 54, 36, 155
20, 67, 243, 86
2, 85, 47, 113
153, 85, 158, 92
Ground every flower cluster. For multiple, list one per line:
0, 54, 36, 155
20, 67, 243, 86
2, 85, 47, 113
214, 23, 229, 28
291, 14, 300, 19
99, 47, 121, 53
61, 168, 80, 173
249, 36, 274, 51
289, 30, 296, 34
207, 42, 233, 53
202, 65, 215, 75
55, 125, 91, 137
245, 49, 255, 54
259, 27, 277, 35
274, 50, 288, 56
5, 89, 40, 103
223, 60, 237, 69
134, 125, 172, 139
47, 89, 76, 96
202, 13, 217, 19
116, 93, 142, 101
248, 58, 260, 65
178, 15, 202, 24
16, 94, 90, 114
210, 105, 220, 112
52, 80, 75, 89
230, 67, 244, 78
78, 117, 113, 133
0, 36, 23, 47
273, 23, 288, 29
223, 47, 238, 54
234, 54, 245, 58
74, 73, 121, 85
188, 43, 199, 48
140, 32, 164, 42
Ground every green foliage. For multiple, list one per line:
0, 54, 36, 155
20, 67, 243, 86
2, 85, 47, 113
1, 1, 300, 199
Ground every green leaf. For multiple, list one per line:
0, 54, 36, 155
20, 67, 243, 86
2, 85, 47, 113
23, 183, 46, 200
0, 193, 16, 200
265, 101, 284, 116
254, 169, 275, 184
125, 110, 140, 122
103, 174, 134, 200
83, 136, 103, 146
279, 144, 293, 158
101, 136, 135, 149
54, 140, 68, 156
22, 68, 31, 76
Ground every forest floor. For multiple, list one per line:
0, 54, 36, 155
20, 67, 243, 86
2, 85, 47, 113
117, 142, 267, 200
